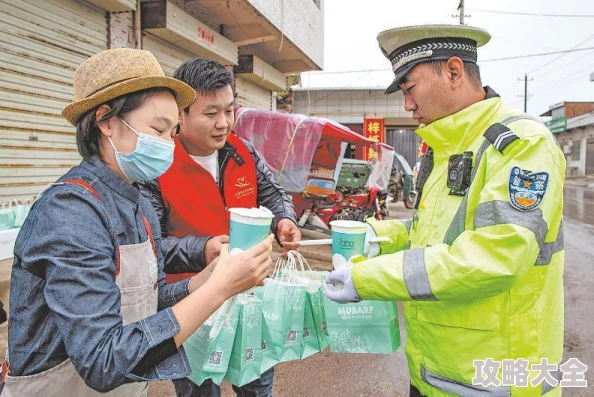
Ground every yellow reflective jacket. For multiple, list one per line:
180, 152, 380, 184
354, 89, 565, 397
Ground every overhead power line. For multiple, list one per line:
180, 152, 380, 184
469, 8, 594, 18
532, 48, 594, 78
486, 46, 594, 62
302, 46, 594, 75
508, 60, 594, 107
527, 33, 594, 74
531, 61, 594, 93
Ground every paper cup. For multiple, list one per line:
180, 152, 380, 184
229, 207, 274, 255
329, 220, 368, 270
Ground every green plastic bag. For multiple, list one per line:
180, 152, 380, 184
254, 287, 279, 374
13, 201, 31, 228
295, 267, 329, 358
302, 290, 322, 359
323, 298, 400, 354
260, 279, 306, 363
260, 256, 307, 363
224, 294, 263, 387
307, 285, 328, 354
184, 297, 240, 386
0, 202, 15, 231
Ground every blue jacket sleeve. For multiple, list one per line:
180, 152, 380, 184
17, 189, 189, 392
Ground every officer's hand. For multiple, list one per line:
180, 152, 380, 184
323, 267, 362, 303
205, 235, 229, 265
364, 224, 380, 258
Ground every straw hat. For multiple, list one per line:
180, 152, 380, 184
62, 48, 196, 125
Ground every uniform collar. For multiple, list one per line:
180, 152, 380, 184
416, 86, 502, 159
81, 156, 140, 202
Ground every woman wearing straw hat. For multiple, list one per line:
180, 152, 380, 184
0, 48, 273, 397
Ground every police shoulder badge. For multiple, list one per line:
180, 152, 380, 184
508, 167, 549, 211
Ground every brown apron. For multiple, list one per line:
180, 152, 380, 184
1, 180, 159, 396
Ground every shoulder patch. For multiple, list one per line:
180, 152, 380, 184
484, 123, 519, 153
508, 167, 549, 211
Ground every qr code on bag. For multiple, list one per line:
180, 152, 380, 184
208, 351, 223, 366
286, 329, 297, 342
303, 327, 310, 338
244, 347, 254, 362
261, 339, 268, 351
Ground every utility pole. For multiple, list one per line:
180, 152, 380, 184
518, 74, 534, 113
453, 0, 470, 25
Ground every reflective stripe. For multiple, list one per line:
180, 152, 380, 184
403, 248, 436, 300
444, 139, 491, 245
499, 114, 541, 125
500, 114, 560, 148
421, 366, 511, 397
474, 200, 548, 246
536, 225, 564, 266
542, 368, 563, 394
401, 218, 412, 233
444, 194, 468, 245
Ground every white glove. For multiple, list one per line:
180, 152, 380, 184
363, 224, 380, 258
322, 266, 362, 303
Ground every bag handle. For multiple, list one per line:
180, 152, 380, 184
273, 255, 297, 282
289, 250, 312, 272
206, 296, 238, 340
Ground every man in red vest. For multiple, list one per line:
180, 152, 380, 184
139, 58, 300, 397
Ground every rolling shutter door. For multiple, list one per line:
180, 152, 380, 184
235, 76, 272, 110
0, 0, 107, 201
142, 33, 194, 77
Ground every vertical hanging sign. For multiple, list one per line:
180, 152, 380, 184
363, 118, 385, 160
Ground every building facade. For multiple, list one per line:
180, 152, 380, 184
292, 87, 419, 168
0, 0, 324, 201
541, 102, 594, 176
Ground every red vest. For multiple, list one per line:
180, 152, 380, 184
158, 133, 258, 283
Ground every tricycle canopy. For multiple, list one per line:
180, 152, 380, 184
233, 108, 375, 194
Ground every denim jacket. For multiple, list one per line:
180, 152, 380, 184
3, 157, 192, 393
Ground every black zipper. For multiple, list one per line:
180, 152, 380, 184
218, 150, 232, 207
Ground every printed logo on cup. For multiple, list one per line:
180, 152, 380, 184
339, 239, 355, 249
330, 220, 367, 269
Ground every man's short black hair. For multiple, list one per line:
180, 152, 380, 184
173, 57, 234, 113
76, 87, 173, 161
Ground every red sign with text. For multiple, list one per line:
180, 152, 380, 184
363, 118, 384, 160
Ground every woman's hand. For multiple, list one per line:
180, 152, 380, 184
188, 258, 218, 292
208, 235, 274, 298
172, 235, 273, 347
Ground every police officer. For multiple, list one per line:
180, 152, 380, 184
324, 25, 565, 397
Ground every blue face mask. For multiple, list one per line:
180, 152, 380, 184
108, 118, 175, 182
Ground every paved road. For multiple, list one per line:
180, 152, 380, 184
149, 195, 594, 397
564, 185, 594, 226
1, 196, 591, 396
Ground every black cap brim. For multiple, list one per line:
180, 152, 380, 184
384, 62, 417, 94
384, 54, 479, 95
